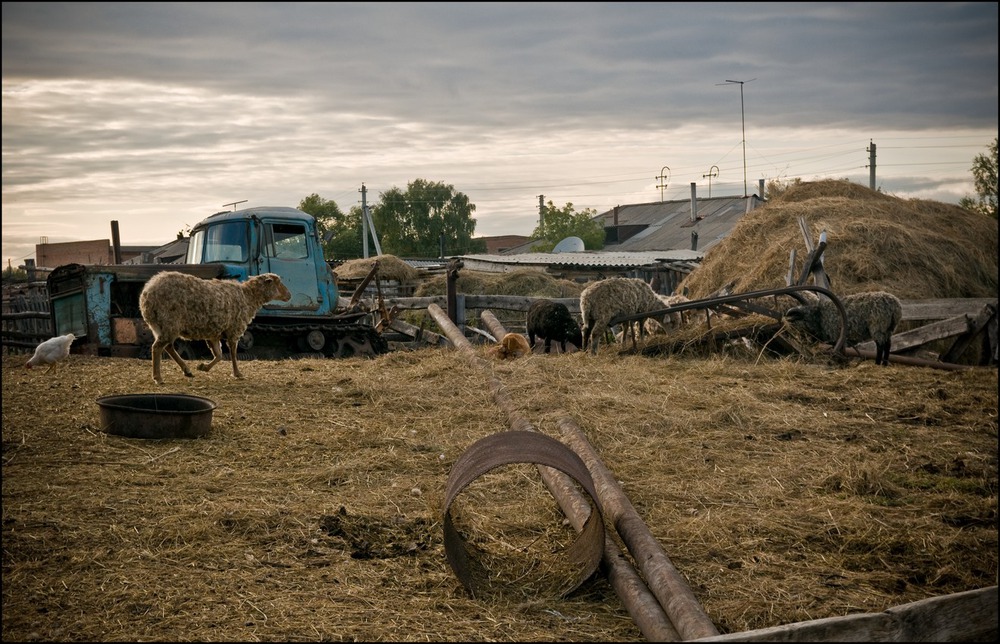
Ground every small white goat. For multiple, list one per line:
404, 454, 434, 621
139, 271, 292, 384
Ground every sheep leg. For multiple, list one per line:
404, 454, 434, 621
198, 338, 225, 373
876, 339, 891, 366
226, 337, 244, 379
544, 338, 552, 354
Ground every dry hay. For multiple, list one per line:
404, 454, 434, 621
410, 268, 587, 335
334, 254, 421, 283
680, 179, 999, 300
414, 268, 585, 299
2, 345, 997, 642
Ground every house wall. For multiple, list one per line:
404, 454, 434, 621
35, 240, 145, 268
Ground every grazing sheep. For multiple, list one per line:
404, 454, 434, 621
25, 333, 75, 374
655, 294, 692, 332
139, 271, 292, 384
490, 332, 531, 360
783, 290, 903, 366
580, 277, 667, 354
526, 299, 583, 353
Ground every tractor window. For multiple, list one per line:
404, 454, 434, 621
192, 221, 249, 263
266, 223, 308, 260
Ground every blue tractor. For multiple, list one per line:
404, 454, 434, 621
48, 206, 387, 359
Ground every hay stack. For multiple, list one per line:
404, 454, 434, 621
414, 267, 584, 298
680, 179, 998, 300
334, 254, 420, 282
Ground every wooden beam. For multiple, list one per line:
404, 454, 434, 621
856, 315, 971, 353
690, 584, 997, 643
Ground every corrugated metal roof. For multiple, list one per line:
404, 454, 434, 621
598, 195, 762, 253
458, 194, 761, 271
457, 249, 702, 272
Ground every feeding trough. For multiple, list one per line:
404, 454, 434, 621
96, 393, 217, 439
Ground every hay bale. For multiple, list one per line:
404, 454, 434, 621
680, 180, 998, 300
334, 254, 420, 282
413, 268, 584, 298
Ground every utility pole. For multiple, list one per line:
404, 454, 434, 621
361, 184, 369, 258
702, 165, 719, 198
867, 140, 877, 190
718, 78, 755, 197
656, 166, 671, 202
537, 194, 545, 231
360, 183, 382, 258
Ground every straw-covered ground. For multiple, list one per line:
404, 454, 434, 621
2, 346, 997, 642
3, 180, 998, 641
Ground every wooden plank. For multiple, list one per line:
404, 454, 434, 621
900, 298, 997, 321
941, 303, 997, 364
855, 315, 970, 353
690, 585, 997, 642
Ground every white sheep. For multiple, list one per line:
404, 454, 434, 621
655, 293, 692, 332
783, 290, 903, 366
139, 271, 292, 384
580, 277, 668, 354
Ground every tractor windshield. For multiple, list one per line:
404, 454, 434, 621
187, 221, 249, 264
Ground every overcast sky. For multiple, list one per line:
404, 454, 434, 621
3, 2, 997, 268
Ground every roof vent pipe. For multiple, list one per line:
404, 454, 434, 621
689, 182, 698, 223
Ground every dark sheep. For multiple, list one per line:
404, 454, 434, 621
526, 299, 583, 354
783, 290, 903, 366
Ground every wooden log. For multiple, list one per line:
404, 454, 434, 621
556, 414, 721, 640
386, 317, 449, 347
426, 303, 681, 641
479, 309, 508, 342
839, 347, 973, 371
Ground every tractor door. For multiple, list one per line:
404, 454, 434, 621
260, 219, 322, 311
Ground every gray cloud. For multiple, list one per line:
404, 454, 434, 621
2, 2, 997, 266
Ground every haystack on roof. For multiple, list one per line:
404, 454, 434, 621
680, 179, 998, 300
333, 254, 420, 282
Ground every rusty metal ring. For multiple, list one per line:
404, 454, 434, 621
443, 430, 605, 598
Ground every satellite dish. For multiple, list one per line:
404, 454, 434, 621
552, 236, 585, 253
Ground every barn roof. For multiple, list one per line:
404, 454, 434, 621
597, 194, 764, 253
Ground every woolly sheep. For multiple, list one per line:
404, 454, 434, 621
526, 299, 583, 353
580, 277, 667, 355
139, 271, 292, 384
783, 290, 903, 366
655, 293, 692, 332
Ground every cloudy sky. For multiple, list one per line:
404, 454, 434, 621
3, 2, 997, 268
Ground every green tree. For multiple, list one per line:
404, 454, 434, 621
299, 193, 364, 259
529, 201, 605, 252
2, 263, 29, 284
370, 179, 486, 257
959, 137, 998, 219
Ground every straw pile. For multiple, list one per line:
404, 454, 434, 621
680, 179, 998, 299
334, 254, 421, 282
2, 346, 996, 641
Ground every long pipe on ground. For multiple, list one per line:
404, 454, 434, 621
427, 303, 680, 641
556, 413, 721, 640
